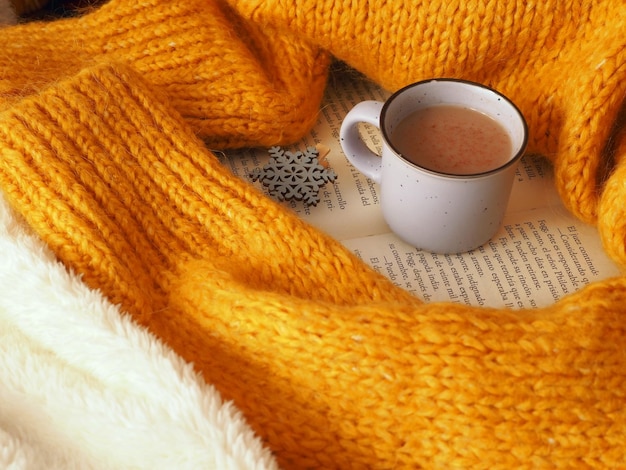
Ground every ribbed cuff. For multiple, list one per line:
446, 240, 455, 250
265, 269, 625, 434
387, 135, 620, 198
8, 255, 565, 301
1, 64, 187, 320
0, 0, 329, 147
0, 63, 401, 323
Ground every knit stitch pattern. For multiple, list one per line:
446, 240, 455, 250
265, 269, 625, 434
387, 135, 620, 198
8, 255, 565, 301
1, 61, 625, 470
233, 0, 626, 229
0, 0, 330, 147
0, 0, 625, 468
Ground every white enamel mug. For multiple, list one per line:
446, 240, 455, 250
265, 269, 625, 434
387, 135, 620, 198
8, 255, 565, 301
340, 78, 528, 254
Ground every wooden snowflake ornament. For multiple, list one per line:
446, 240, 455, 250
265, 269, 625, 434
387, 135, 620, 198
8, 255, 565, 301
249, 145, 337, 206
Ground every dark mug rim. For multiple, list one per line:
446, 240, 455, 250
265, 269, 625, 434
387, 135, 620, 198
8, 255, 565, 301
380, 78, 529, 179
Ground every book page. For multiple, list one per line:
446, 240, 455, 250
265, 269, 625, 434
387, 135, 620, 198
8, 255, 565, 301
342, 212, 614, 309
220, 65, 622, 308
218, 69, 391, 241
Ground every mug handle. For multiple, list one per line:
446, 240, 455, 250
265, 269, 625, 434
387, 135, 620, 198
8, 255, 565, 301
339, 100, 385, 184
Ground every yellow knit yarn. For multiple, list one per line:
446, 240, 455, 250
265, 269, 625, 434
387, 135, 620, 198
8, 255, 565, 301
0, 0, 329, 147
233, 0, 626, 227
0, 0, 625, 468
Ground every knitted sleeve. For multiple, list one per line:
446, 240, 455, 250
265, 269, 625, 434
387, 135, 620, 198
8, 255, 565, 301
0, 1, 625, 468
0, 0, 330, 147
3, 0, 624, 254
0, 62, 624, 469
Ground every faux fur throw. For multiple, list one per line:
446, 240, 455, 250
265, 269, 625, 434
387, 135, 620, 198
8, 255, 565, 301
0, 192, 278, 469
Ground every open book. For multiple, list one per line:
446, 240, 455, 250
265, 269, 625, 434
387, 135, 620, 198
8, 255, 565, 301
220, 66, 621, 309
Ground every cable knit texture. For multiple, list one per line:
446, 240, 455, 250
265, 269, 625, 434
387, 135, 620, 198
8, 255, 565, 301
0, 0, 625, 468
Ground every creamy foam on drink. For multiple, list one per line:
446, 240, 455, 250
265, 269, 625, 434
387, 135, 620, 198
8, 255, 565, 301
391, 105, 512, 175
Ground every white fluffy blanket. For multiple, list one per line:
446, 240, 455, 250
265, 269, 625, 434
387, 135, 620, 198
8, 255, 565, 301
0, 192, 278, 469
0, 5, 275, 468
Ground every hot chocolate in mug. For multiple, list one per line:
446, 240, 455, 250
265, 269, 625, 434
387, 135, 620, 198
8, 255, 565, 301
339, 78, 528, 254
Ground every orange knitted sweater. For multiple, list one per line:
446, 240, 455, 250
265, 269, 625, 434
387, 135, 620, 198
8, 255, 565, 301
0, 0, 625, 468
